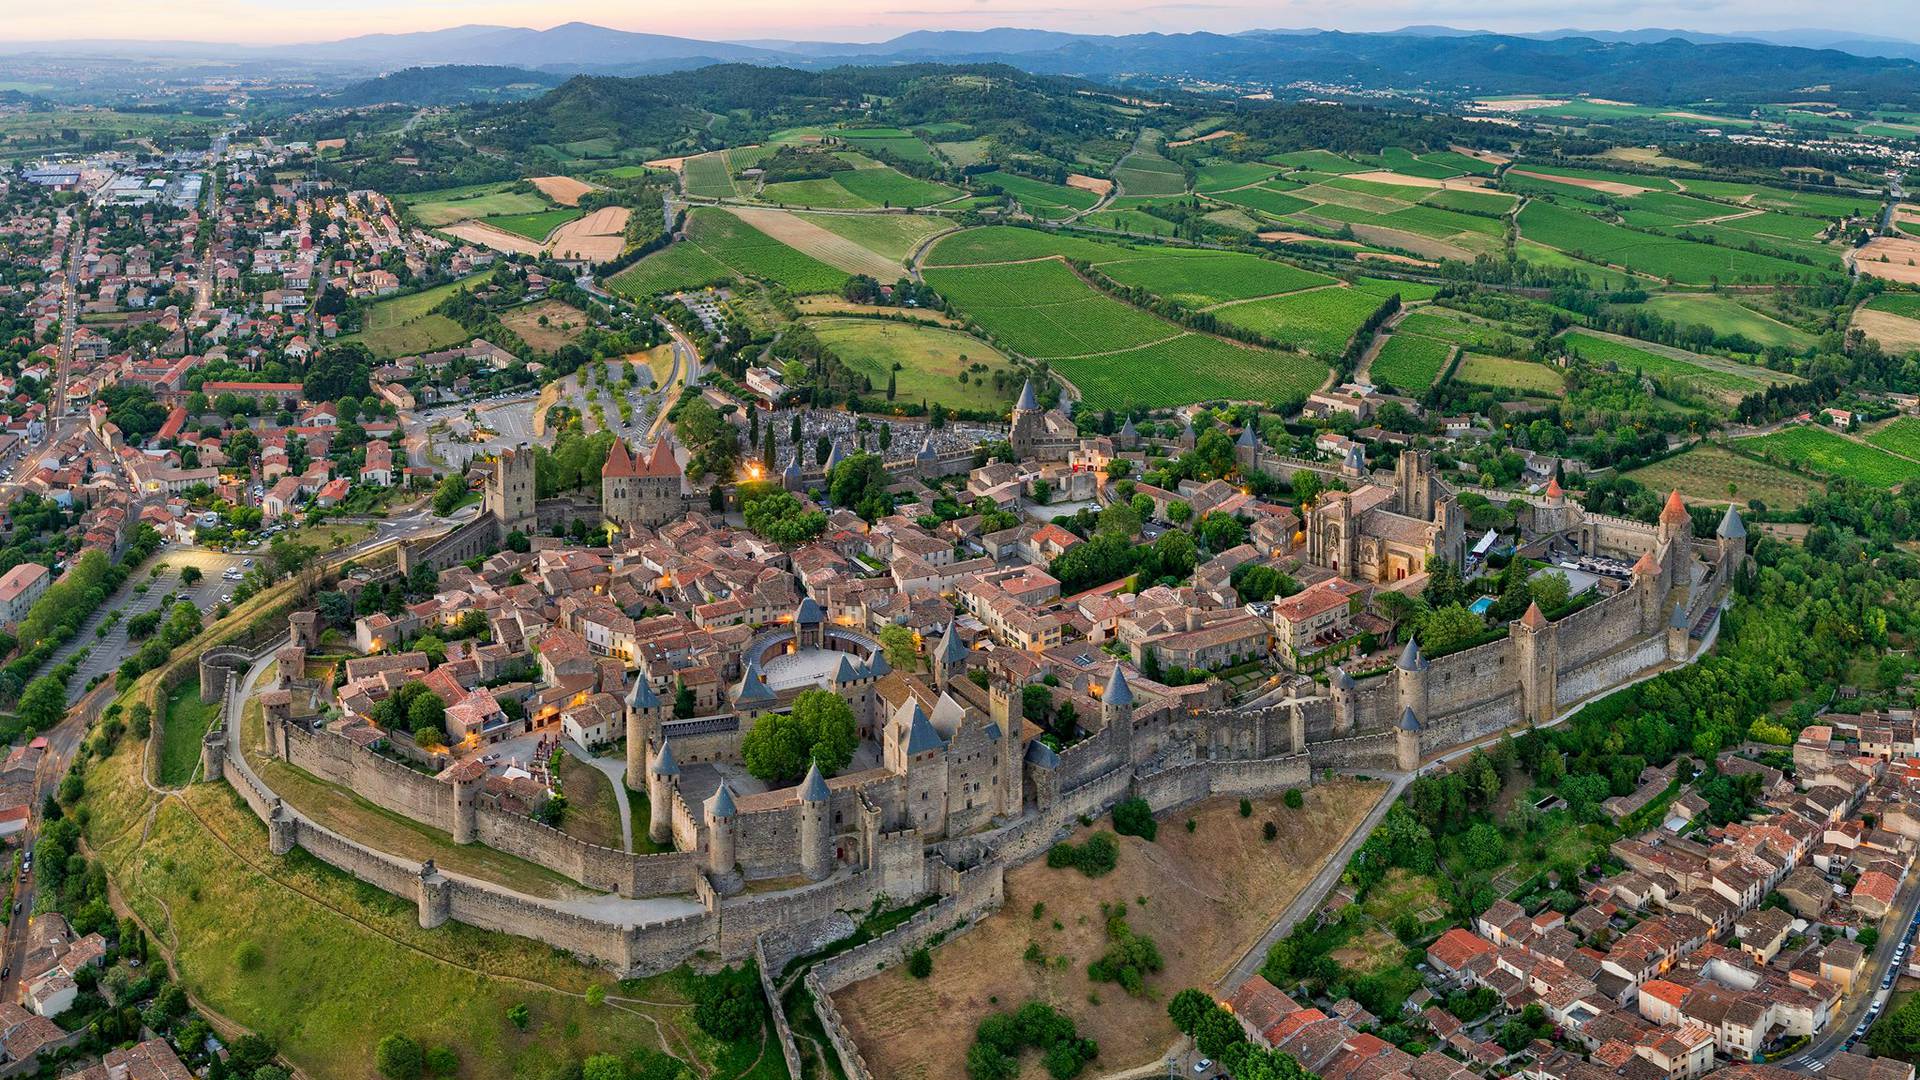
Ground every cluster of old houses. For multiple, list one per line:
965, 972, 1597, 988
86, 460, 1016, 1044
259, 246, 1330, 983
1228, 721, 1920, 1080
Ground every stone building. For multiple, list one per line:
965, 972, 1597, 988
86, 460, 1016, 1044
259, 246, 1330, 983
602, 438, 689, 533
1304, 449, 1466, 583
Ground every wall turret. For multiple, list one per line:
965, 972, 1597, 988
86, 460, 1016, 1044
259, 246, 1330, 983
799, 761, 832, 881
624, 675, 663, 787
647, 740, 679, 847
1330, 666, 1357, 734
1395, 707, 1423, 772
1102, 665, 1135, 769
991, 675, 1024, 817
1631, 549, 1663, 634
932, 616, 969, 691
1395, 638, 1429, 723
1513, 601, 1558, 725
448, 759, 485, 844
704, 780, 739, 891
1716, 503, 1747, 572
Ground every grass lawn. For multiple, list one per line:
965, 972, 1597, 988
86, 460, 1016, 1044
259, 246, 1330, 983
807, 318, 1015, 412
159, 681, 219, 786
1453, 353, 1567, 394
84, 706, 728, 1080
1637, 293, 1818, 351
398, 183, 550, 226
1624, 444, 1819, 510
483, 208, 582, 242
343, 272, 489, 360
557, 750, 625, 851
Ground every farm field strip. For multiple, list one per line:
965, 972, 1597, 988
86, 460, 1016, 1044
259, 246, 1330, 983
1561, 331, 1775, 396
1452, 353, 1567, 394
1624, 444, 1817, 510
1740, 425, 1920, 487
1518, 200, 1835, 284
1368, 331, 1454, 390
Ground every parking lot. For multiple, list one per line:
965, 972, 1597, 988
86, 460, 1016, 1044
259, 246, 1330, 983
47, 544, 256, 704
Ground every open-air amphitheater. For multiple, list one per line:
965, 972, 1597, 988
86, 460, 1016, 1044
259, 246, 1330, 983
192, 480, 1744, 1079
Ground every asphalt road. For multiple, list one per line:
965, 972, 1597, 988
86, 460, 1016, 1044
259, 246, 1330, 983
1787, 869, 1920, 1070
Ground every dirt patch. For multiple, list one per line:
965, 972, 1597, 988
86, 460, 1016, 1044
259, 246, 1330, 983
1259, 231, 1361, 248
644, 156, 688, 172
1066, 174, 1114, 196
1357, 251, 1440, 268
1507, 169, 1652, 197
1588, 98, 1637, 107
1474, 98, 1568, 113
315, 138, 346, 152
1167, 130, 1238, 148
1853, 308, 1920, 352
794, 296, 963, 325
547, 206, 629, 262
440, 221, 545, 256
530, 175, 596, 206
723, 206, 901, 280
1344, 223, 1477, 262
1344, 170, 1452, 190
1851, 236, 1920, 284
501, 299, 590, 353
1662, 110, 1736, 123
1450, 144, 1511, 165
833, 781, 1387, 1080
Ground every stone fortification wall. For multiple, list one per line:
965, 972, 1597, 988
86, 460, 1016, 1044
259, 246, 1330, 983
1424, 634, 1516, 717
472, 806, 700, 897
1309, 731, 1399, 772
1555, 589, 1643, 669
734, 804, 803, 879
1419, 691, 1522, 754
756, 936, 806, 1080
1557, 635, 1668, 708
1053, 722, 1124, 790
281, 722, 456, 831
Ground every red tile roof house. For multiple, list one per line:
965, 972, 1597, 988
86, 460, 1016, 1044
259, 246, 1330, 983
1427, 927, 1499, 978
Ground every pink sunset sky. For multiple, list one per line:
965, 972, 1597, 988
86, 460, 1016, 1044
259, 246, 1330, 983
0, 0, 1905, 45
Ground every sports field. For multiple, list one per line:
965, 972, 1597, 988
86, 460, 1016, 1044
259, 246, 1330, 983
400, 183, 550, 227
808, 318, 1013, 412
1625, 444, 1816, 510
1742, 426, 1920, 488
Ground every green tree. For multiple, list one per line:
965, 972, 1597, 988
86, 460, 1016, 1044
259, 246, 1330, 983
1168, 988, 1212, 1034
432, 475, 468, 515
879, 624, 919, 671
375, 1035, 425, 1080
18, 675, 66, 732
740, 689, 857, 784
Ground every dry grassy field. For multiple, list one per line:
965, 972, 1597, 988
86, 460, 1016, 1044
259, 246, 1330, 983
547, 206, 629, 262
722, 207, 902, 280
531, 175, 596, 205
1852, 308, 1920, 353
501, 299, 591, 353
441, 220, 545, 256
1852, 236, 1920, 284
834, 781, 1386, 1080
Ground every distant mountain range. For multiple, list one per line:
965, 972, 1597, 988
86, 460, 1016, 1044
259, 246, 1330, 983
6, 22, 1920, 103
